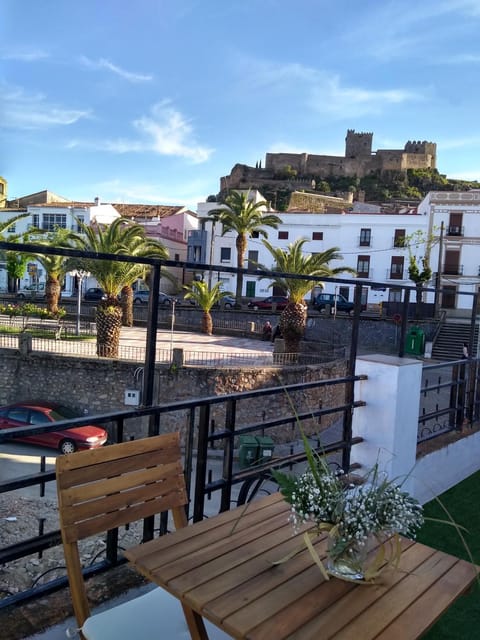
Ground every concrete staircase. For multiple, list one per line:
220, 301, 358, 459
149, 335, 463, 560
432, 321, 479, 360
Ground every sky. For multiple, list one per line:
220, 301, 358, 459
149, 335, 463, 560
3, 0, 480, 209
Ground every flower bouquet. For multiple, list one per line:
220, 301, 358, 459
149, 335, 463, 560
273, 441, 424, 582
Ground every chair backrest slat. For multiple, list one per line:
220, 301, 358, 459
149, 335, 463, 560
56, 433, 188, 629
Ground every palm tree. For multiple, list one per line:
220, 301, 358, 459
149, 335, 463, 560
209, 191, 281, 305
183, 281, 231, 335
73, 218, 169, 357
0, 213, 29, 238
116, 238, 170, 328
31, 228, 83, 314
262, 238, 356, 354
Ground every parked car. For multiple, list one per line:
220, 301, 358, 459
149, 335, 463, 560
133, 289, 150, 304
17, 283, 46, 299
212, 295, 236, 309
84, 287, 107, 301
221, 295, 236, 309
0, 401, 108, 454
247, 296, 289, 311
133, 290, 175, 306
313, 293, 360, 315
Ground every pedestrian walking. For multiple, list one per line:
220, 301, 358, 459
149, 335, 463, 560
462, 342, 469, 359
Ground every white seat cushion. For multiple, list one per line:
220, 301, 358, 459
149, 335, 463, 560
82, 587, 232, 639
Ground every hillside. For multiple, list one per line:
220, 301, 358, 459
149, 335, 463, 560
217, 167, 480, 211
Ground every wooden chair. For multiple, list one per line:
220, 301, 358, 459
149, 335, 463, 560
56, 433, 231, 640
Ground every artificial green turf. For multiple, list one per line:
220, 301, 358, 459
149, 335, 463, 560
416, 470, 480, 638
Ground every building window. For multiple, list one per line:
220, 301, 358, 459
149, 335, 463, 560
393, 229, 405, 247
32, 214, 39, 228
174, 253, 180, 261
278, 231, 289, 240
7, 223, 15, 233
42, 213, 67, 231
448, 212, 463, 236
251, 231, 259, 239
388, 288, 402, 302
73, 214, 85, 232
390, 256, 404, 279
357, 255, 370, 278
247, 250, 259, 270
220, 247, 231, 262
312, 231, 323, 240
359, 228, 371, 247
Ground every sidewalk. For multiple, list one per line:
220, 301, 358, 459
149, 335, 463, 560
119, 325, 273, 356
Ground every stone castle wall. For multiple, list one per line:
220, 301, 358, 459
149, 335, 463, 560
222, 131, 437, 191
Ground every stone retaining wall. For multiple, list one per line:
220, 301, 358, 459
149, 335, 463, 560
0, 350, 348, 444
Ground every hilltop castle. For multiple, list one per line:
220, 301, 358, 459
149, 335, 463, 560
220, 130, 437, 192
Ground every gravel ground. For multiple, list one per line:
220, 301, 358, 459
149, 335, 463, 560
0, 493, 144, 599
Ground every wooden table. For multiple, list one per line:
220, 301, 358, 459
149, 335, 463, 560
125, 492, 477, 639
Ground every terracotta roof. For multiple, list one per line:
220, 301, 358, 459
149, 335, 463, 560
113, 203, 187, 219
27, 201, 92, 208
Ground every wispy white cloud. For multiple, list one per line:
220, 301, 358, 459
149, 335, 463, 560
68, 100, 213, 163
437, 135, 480, 149
1, 48, 49, 61
439, 52, 480, 64
79, 55, 153, 82
448, 169, 480, 180
94, 178, 207, 207
267, 141, 343, 155
343, 1, 480, 61
240, 58, 418, 118
3, 85, 91, 130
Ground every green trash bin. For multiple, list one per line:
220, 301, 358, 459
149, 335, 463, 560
238, 435, 259, 468
405, 326, 425, 355
256, 436, 275, 464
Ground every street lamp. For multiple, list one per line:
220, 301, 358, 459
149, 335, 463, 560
69, 269, 90, 335
170, 298, 176, 356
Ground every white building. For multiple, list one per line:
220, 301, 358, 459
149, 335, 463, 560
0, 199, 119, 293
114, 203, 198, 293
0, 196, 200, 295
194, 193, 431, 307
418, 191, 480, 314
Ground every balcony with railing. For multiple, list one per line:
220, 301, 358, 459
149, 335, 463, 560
446, 225, 464, 237
357, 235, 372, 247
1, 239, 480, 638
385, 268, 404, 280
442, 264, 464, 275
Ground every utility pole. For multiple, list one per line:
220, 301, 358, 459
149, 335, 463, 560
434, 221, 444, 318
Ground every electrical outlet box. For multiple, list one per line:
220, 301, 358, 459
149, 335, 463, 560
124, 389, 141, 406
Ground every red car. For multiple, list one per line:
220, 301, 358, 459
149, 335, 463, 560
0, 401, 108, 454
247, 296, 290, 311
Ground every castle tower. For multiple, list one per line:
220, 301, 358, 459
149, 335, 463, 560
345, 129, 373, 158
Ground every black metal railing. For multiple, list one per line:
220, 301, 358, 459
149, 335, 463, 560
418, 358, 480, 442
0, 373, 366, 609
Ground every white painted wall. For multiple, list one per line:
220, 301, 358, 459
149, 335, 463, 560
352, 353, 480, 505
419, 191, 480, 311
351, 354, 422, 498
195, 193, 432, 304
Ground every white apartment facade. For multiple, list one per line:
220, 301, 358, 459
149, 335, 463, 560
0, 198, 200, 295
418, 191, 480, 313
195, 194, 431, 307
0, 200, 119, 293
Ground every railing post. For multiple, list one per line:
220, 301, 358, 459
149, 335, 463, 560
352, 354, 422, 498
193, 403, 210, 522
184, 407, 196, 521
220, 399, 236, 513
